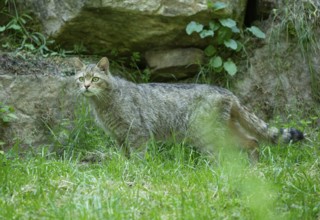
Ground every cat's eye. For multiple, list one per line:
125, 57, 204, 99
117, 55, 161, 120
92, 77, 100, 82
78, 77, 84, 82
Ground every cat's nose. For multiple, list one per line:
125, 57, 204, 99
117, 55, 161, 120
84, 84, 90, 89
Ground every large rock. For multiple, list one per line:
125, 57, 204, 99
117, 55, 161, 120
0, 54, 77, 149
0, 74, 76, 149
16, 0, 248, 56
145, 48, 205, 80
234, 40, 320, 120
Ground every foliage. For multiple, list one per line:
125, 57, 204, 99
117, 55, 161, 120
111, 50, 151, 83
45, 100, 111, 160
0, 102, 17, 124
0, 0, 58, 56
186, 2, 265, 77
0, 102, 17, 146
270, 0, 319, 51
130, 52, 151, 83
269, 0, 320, 100
72, 42, 88, 55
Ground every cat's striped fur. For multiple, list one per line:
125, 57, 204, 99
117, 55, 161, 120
74, 57, 304, 159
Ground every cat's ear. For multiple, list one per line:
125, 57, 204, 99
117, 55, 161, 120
97, 57, 110, 72
73, 58, 85, 71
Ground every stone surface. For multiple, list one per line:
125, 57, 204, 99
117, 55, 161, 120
234, 40, 320, 120
0, 74, 76, 149
0, 53, 78, 149
145, 48, 205, 80
16, 0, 248, 56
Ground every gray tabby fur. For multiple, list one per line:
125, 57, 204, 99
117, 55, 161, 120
74, 57, 304, 159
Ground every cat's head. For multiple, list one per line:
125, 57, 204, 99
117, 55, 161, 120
74, 57, 110, 97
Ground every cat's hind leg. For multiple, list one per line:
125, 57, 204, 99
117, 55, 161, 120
227, 119, 259, 161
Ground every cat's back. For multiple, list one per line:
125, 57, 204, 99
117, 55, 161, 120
137, 82, 234, 101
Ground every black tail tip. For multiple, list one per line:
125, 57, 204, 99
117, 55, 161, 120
289, 128, 304, 142
280, 128, 305, 143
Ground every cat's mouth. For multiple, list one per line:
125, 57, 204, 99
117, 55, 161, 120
82, 90, 95, 97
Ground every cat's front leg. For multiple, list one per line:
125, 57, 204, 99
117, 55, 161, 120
117, 133, 149, 158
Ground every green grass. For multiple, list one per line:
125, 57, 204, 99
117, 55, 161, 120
269, 0, 320, 100
1, 140, 319, 220
1, 107, 320, 220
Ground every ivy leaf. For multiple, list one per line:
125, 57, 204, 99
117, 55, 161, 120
231, 26, 240, 33
223, 59, 237, 76
219, 18, 236, 28
204, 45, 216, 57
0, 26, 6, 32
247, 26, 266, 39
209, 21, 220, 31
224, 39, 238, 50
186, 21, 204, 35
210, 56, 223, 68
212, 2, 227, 11
217, 27, 232, 45
200, 30, 214, 38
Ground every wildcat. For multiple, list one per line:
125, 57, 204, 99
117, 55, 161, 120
74, 57, 304, 159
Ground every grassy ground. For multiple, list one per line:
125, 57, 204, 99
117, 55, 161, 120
0, 103, 320, 220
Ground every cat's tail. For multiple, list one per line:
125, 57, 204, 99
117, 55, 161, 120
267, 127, 305, 144
232, 100, 304, 144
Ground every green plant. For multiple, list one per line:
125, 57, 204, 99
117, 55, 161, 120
111, 51, 151, 83
130, 52, 151, 83
271, 0, 319, 51
0, 102, 17, 124
186, 2, 265, 77
0, 102, 17, 146
46, 100, 112, 160
269, 0, 320, 100
0, 0, 56, 56
72, 42, 88, 55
